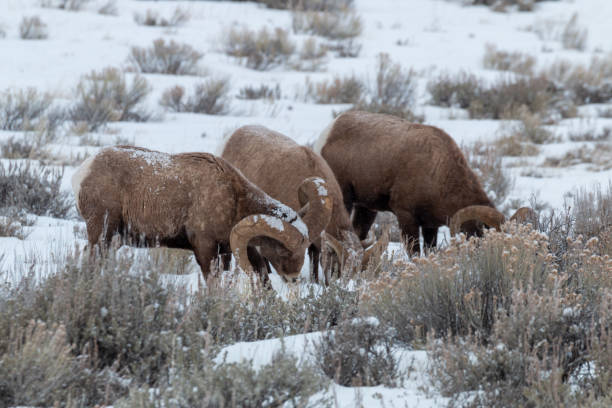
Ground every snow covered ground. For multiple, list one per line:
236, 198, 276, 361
1, 0, 611, 406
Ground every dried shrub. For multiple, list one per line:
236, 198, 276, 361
237, 83, 281, 100
542, 143, 612, 171
42, 0, 91, 11
0, 208, 32, 240
305, 74, 364, 104
223, 26, 295, 71
160, 78, 231, 115
494, 133, 540, 157
133, 7, 190, 27
314, 318, 400, 387
120, 349, 328, 408
561, 13, 588, 51
292, 8, 362, 40
428, 71, 482, 109
544, 56, 612, 105
0, 88, 59, 132
363, 224, 556, 340
568, 127, 611, 142
325, 38, 361, 58
0, 162, 72, 218
353, 53, 421, 121
0, 320, 101, 407
483, 43, 536, 75
464, 0, 552, 12
129, 38, 203, 75
429, 73, 555, 119
70, 67, 151, 131
292, 37, 327, 71
463, 141, 513, 207
98, 0, 118, 16
19, 16, 48, 39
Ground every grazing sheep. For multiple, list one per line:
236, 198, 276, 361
315, 111, 530, 251
220, 125, 379, 283
72, 145, 326, 281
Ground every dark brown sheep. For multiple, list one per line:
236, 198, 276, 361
315, 111, 529, 251
220, 125, 374, 283
72, 145, 325, 281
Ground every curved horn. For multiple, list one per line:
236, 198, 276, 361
323, 232, 344, 262
509, 207, 536, 224
230, 215, 307, 273
362, 227, 389, 270
361, 230, 376, 248
449, 205, 505, 236
297, 177, 333, 244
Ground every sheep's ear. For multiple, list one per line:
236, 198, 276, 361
509, 207, 537, 224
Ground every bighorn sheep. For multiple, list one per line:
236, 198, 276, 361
315, 111, 530, 251
72, 145, 326, 281
220, 125, 380, 283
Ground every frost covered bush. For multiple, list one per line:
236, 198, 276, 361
19, 16, 48, 39
314, 318, 400, 387
129, 39, 203, 75
463, 0, 553, 12
41, 0, 91, 11
223, 26, 295, 71
304, 74, 364, 104
463, 141, 513, 207
542, 143, 612, 171
160, 79, 231, 115
119, 350, 329, 408
292, 7, 362, 40
353, 53, 421, 121
544, 56, 612, 105
0, 208, 32, 240
561, 13, 588, 51
133, 7, 190, 27
0, 319, 119, 407
428, 72, 554, 119
237, 83, 281, 100
293, 37, 327, 71
70, 67, 151, 131
98, 0, 118, 16
0, 88, 62, 133
483, 44, 536, 75
0, 162, 72, 218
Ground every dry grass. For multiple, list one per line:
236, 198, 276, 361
542, 143, 612, 171
159, 78, 231, 115
19, 16, 48, 39
292, 37, 328, 71
133, 7, 190, 27
0, 88, 63, 134
483, 44, 536, 75
97, 0, 118, 16
223, 26, 295, 71
304, 74, 364, 104
463, 141, 513, 207
129, 39, 203, 75
70, 67, 151, 131
237, 83, 281, 100
292, 8, 362, 40
561, 13, 588, 51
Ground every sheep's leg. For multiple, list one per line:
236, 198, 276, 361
246, 246, 272, 289
422, 227, 438, 248
308, 244, 320, 284
352, 205, 377, 241
395, 211, 420, 254
85, 209, 122, 250
190, 237, 217, 279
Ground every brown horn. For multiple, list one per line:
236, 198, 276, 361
323, 232, 344, 262
230, 215, 307, 273
449, 205, 505, 236
361, 230, 375, 248
362, 227, 389, 270
509, 207, 536, 224
297, 177, 333, 244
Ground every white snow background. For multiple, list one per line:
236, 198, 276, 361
1, 0, 611, 406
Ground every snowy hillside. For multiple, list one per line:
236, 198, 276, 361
0, 0, 611, 407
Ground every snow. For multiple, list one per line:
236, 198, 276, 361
1, 0, 612, 405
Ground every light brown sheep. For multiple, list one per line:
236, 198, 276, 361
315, 111, 530, 251
72, 145, 326, 281
220, 125, 372, 283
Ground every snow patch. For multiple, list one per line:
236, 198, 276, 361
113, 146, 173, 168
71, 155, 95, 213
260, 214, 284, 232
313, 117, 337, 155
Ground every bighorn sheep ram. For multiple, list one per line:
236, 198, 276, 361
315, 111, 530, 251
220, 125, 380, 283
71, 145, 328, 281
